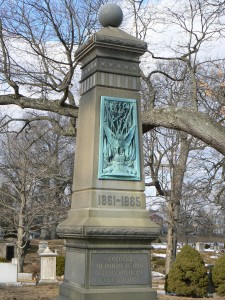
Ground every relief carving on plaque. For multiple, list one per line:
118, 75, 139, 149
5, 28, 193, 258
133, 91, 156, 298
98, 96, 140, 180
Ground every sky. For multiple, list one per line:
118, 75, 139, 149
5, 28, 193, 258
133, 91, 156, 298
121, 0, 225, 61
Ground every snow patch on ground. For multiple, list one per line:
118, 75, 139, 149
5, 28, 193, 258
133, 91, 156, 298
209, 256, 219, 259
152, 271, 165, 278
152, 243, 167, 249
152, 253, 166, 258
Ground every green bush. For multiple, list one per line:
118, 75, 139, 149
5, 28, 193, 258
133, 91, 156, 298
56, 255, 65, 277
152, 256, 165, 267
0, 257, 7, 262
165, 245, 209, 297
212, 254, 225, 296
217, 283, 225, 296
205, 244, 211, 249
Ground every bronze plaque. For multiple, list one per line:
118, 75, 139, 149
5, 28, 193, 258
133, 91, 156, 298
90, 253, 150, 286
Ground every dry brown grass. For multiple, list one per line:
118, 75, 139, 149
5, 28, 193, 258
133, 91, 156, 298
0, 285, 224, 300
0, 284, 59, 300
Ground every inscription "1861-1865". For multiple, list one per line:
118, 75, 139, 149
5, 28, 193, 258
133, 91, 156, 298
98, 195, 141, 207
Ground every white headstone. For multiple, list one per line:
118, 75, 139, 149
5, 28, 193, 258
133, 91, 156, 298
0, 263, 17, 283
37, 241, 48, 254
11, 258, 18, 264
18, 273, 33, 281
196, 242, 205, 252
39, 247, 58, 284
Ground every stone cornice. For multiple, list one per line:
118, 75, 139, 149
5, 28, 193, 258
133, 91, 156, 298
57, 225, 160, 239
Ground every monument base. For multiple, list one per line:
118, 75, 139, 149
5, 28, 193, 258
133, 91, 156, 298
56, 283, 157, 300
55, 234, 158, 300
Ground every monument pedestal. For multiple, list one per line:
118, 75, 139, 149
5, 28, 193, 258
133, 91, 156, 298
56, 236, 157, 300
57, 202, 159, 300
58, 284, 156, 300
56, 4, 160, 299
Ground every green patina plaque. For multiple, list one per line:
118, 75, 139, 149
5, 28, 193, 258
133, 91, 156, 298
98, 96, 141, 181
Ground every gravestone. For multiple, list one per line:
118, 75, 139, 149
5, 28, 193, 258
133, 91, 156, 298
213, 241, 219, 252
39, 226, 50, 240
0, 263, 17, 284
37, 241, 48, 254
56, 3, 160, 300
11, 258, 18, 265
39, 247, 58, 284
18, 272, 33, 282
196, 242, 205, 252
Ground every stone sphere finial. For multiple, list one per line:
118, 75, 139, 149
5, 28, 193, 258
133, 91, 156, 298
98, 3, 123, 27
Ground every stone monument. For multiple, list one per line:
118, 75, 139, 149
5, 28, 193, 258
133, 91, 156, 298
196, 242, 205, 252
37, 241, 48, 254
39, 247, 58, 284
56, 3, 160, 300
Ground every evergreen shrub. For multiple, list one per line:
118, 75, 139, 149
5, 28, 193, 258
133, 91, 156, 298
56, 255, 65, 276
204, 244, 211, 249
217, 283, 225, 296
165, 245, 209, 297
152, 256, 165, 267
212, 254, 225, 296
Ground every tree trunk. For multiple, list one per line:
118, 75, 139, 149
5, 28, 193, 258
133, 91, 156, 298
165, 132, 191, 274
184, 233, 189, 245
16, 191, 26, 273
17, 227, 24, 273
165, 206, 176, 274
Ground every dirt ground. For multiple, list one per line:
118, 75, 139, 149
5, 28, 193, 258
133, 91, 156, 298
0, 284, 58, 300
0, 284, 224, 300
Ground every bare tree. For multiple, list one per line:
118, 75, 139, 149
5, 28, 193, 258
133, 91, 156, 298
0, 120, 74, 271
140, 0, 225, 155
0, 0, 224, 155
144, 127, 193, 273
0, 0, 105, 135
138, 0, 225, 272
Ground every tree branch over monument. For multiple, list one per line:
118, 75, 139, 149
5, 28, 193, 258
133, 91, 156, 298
0, 0, 224, 156
142, 108, 225, 156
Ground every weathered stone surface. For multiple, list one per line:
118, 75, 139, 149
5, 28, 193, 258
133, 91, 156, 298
98, 3, 123, 27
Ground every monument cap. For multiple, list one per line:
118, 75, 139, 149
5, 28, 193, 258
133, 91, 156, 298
98, 3, 123, 27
